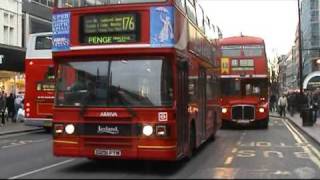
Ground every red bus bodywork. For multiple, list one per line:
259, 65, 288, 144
219, 36, 269, 128
25, 33, 54, 129
52, 0, 221, 161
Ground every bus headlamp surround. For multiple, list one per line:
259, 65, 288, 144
65, 124, 75, 135
143, 125, 153, 136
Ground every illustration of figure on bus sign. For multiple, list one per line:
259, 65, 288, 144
150, 6, 174, 47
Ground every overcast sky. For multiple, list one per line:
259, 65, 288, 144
198, 0, 299, 62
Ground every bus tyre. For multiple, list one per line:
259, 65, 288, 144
221, 121, 229, 129
188, 123, 196, 158
259, 119, 269, 129
44, 127, 51, 133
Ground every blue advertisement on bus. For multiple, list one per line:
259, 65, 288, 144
150, 6, 175, 48
52, 12, 71, 51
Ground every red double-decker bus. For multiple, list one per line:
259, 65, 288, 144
52, 0, 221, 161
219, 35, 269, 129
24, 32, 55, 130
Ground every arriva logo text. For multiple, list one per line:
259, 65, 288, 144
100, 112, 118, 117
97, 125, 119, 135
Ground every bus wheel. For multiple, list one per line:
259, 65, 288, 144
259, 119, 269, 129
44, 127, 52, 133
189, 123, 196, 158
221, 121, 229, 129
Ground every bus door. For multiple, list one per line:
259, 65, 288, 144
177, 60, 189, 155
199, 67, 207, 140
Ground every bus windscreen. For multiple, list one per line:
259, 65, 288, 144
56, 59, 173, 107
221, 78, 268, 97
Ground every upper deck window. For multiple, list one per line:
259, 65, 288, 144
175, 0, 186, 13
221, 45, 241, 57
56, 0, 166, 8
243, 45, 264, 57
35, 36, 52, 50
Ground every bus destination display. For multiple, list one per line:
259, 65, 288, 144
81, 13, 139, 44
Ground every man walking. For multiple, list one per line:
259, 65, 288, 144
0, 92, 6, 126
6, 93, 15, 122
278, 94, 288, 117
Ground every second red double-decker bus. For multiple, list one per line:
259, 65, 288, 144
24, 32, 55, 130
219, 35, 269, 129
52, 0, 221, 160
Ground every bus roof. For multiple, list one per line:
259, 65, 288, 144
26, 32, 52, 60
219, 36, 264, 46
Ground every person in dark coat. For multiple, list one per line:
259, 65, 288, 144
0, 92, 6, 126
6, 93, 15, 122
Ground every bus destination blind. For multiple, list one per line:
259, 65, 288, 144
81, 13, 139, 44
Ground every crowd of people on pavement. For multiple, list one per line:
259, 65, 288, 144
270, 90, 320, 123
0, 91, 24, 127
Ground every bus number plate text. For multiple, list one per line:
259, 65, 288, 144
237, 120, 250, 124
94, 149, 122, 157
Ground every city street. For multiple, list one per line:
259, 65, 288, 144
1, 117, 320, 179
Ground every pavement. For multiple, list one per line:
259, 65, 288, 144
0, 119, 43, 136
270, 111, 320, 145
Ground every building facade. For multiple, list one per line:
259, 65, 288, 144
0, 0, 52, 95
301, 0, 320, 77
22, 0, 53, 47
278, 55, 288, 94
285, 46, 299, 92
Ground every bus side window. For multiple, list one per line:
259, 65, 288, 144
175, 0, 186, 13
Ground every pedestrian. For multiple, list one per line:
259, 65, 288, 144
278, 94, 288, 117
14, 95, 23, 121
0, 92, 7, 126
6, 93, 15, 122
287, 93, 294, 116
311, 93, 320, 123
269, 94, 276, 112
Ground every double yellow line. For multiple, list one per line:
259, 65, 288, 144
282, 117, 320, 168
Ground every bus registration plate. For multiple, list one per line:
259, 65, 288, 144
237, 120, 250, 124
94, 149, 121, 157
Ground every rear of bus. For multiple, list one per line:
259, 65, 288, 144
24, 32, 55, 129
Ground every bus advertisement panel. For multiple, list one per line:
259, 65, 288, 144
52, 0, 221, 161
24, 33, 55, 129
219, 36, 269, 129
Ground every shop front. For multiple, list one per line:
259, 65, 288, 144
0, 43, 26, 96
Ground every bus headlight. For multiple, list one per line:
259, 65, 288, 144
65, 124, 75, 135
259, 107, 265, 113
222, 108, 228, 114
143, 125, 153, 136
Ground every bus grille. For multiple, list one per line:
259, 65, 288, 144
232, 106, 255, 120
83, 137, 133, 148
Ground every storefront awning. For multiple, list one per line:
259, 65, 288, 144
0, 43, 26, 72
303, 71, 320, 90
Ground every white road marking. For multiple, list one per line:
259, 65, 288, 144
231, 148, 238, 153
8, 159, 75, 179
224, 156, 233, 165
282, 119, 320, 169
284, 119, 320, 160
0, 130, 45, 139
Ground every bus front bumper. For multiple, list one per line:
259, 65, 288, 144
53, 138, 178, 161
24, 118, 52, 128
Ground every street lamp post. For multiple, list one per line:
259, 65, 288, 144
298, 0, 303, 95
